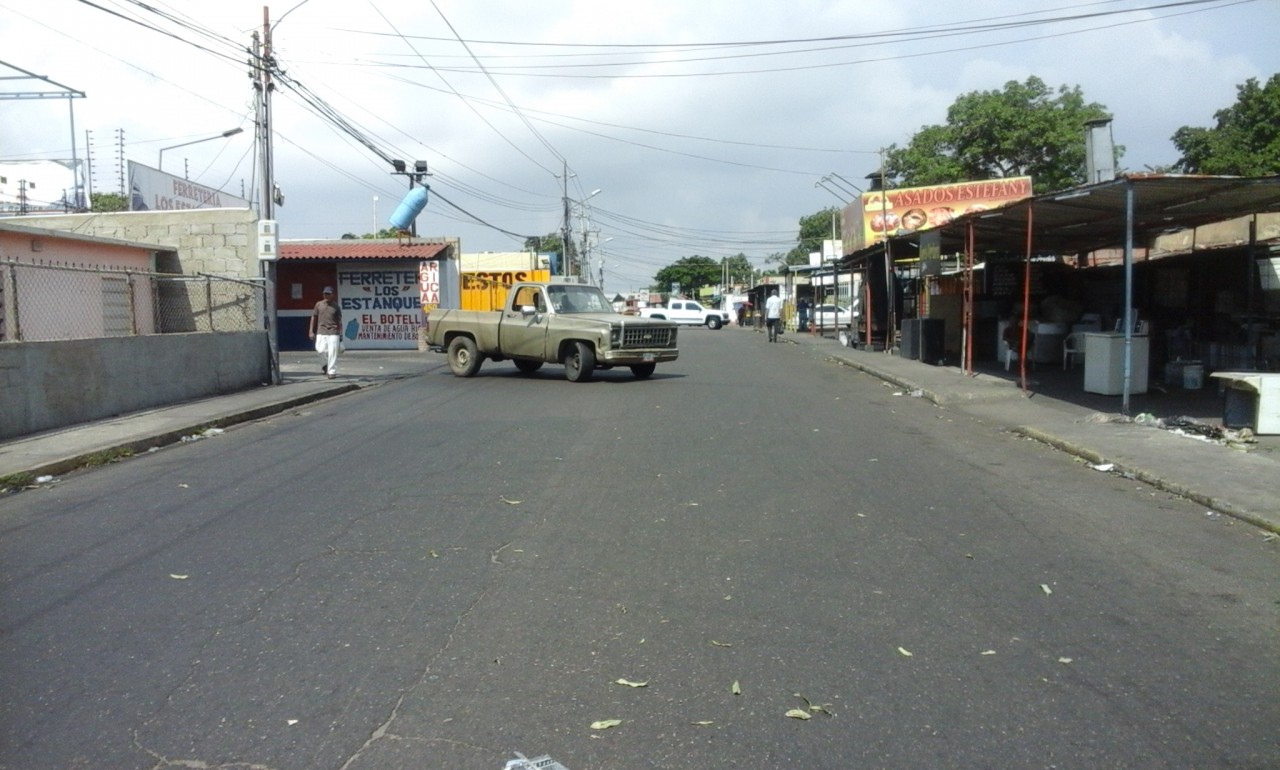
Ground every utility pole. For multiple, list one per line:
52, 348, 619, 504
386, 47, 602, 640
879, 148, 895, 353
254, 12, 281, 384
560, 160, 572, 279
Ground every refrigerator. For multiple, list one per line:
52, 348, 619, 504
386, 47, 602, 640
1084, 333, 1149, 395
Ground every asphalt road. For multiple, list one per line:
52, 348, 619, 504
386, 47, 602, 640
2, 329, 1277, 770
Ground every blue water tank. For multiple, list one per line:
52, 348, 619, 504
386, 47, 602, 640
388, 185, 429, 231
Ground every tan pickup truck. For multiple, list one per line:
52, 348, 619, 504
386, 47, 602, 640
424, 282, 679, 382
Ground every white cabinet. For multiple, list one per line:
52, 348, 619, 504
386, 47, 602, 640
1211, 372, 1280, 434
1083, 333, 1149, 395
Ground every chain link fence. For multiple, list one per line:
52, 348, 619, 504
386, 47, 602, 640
0, 261, 264, 342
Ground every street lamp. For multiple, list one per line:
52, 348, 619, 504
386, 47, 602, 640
391, 160, 430, 235
158, 127, 244, 176
571, 189, 602, 282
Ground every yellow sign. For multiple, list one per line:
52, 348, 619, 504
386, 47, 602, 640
856, 176, 1033, 247
460, 269, 551, 311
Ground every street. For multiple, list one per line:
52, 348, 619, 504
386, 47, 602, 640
1, 328, 1277, 769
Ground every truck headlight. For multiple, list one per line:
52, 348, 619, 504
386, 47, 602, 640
610, 327, 621, 346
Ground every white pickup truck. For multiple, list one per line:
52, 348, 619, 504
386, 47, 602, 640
639, 299, 729, 330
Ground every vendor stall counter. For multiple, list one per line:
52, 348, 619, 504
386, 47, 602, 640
1210, 372, 1280, 435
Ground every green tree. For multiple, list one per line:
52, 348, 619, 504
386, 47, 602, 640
768, 208, 840, 267
525, 232, 575, 269
653, 255, 721, 297
884, 76, 1118, 194
1172, 74, 1280, 176
723, 253, 755, 286
90, 192, 128, 212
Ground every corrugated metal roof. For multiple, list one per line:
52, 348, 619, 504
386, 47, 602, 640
279, 239, 450, 261
844, 174, 1280, 262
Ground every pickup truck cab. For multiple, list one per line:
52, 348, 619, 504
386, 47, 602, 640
639, 299, 728, 330
425, 282, 678, 382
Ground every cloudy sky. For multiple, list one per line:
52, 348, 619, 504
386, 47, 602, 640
2, 0, 1276, 291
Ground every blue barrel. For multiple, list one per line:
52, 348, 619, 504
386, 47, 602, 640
388, 185, 429, 231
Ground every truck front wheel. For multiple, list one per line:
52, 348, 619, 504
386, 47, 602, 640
706, 316, 723, 330
630, 363, 656, 379
563, 341, 595, 382
447, 336, 483, 377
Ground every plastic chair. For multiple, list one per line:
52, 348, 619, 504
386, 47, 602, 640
1062, 332, 1085, 370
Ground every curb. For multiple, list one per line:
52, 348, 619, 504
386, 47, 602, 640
1013, 425, 1280, 534
9, 383, 361, 482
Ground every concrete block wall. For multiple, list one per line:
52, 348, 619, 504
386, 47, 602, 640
15, 209, 260, 278
0, 332, 269, 439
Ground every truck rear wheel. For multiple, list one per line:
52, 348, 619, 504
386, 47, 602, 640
630, 363, 656, 379
563, 341, 595, 382
706, 316, 723, 330
447, 336, 483, 377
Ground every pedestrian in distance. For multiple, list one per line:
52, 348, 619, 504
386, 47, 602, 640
765, 288, 783, 343
310, 286, 342, 379
797, 297, 810, 332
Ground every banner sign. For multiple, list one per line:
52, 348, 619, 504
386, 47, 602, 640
853, 176, 1033, 248
337, 264, 423, 349
420, 260, 441, 313
127, 161, 250, 211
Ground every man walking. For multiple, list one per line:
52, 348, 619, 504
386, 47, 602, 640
765, 288, 782, 343
309, 286, 342, 379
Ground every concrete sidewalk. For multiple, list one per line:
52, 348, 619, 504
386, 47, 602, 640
3, 339, 1277, 534
770, 325, 1279, 533
0, 350, 440, 486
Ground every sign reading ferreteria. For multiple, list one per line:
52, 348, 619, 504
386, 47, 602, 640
128, 161, 251, 212
841, 176, 1033, 252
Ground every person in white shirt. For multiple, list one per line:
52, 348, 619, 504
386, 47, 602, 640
764, 289, 783, 343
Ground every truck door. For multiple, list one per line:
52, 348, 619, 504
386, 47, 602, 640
501, 285, 549, 360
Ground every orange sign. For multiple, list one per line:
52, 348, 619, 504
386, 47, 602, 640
460, 269, 552, 311
856, 176, 1033, 246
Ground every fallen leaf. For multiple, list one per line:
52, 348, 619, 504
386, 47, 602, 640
169, 574, 189, 580
691, 720, 715, 726
710, 640, 732, 647
428, 550, 439, 558
590, 719, 622, 730
1058, 657, 1073, 664
286, 719, 298, 726
795, 694, 834, 716
731, 680, 741, 695
785, 709, 812, 720
1041, 584, 1053, 595
980, 650, 997, 656
614, 679, 648, 688
500, 497, 522, 505
897, 646, 913, 657
178, 483, 189, 488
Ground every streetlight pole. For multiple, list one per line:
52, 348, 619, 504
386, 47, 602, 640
390, 160, 430, 236
158, 127, 244, 177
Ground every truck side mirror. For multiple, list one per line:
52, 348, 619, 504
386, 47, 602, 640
520, 305, 538, 316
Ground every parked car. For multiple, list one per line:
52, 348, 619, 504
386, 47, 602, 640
810, 304, 856, 328
638, 299, 729, 329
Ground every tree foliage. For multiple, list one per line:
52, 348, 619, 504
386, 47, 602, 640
722, 253, 755, 286
884, 76, 1117, 194
90, 192, 128, 212
1172, 74, 1280, 176
653, 255, 721, 296
784, 208, 840, 265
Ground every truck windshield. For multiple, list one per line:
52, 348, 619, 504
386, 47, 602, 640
547, 285, 612, 314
